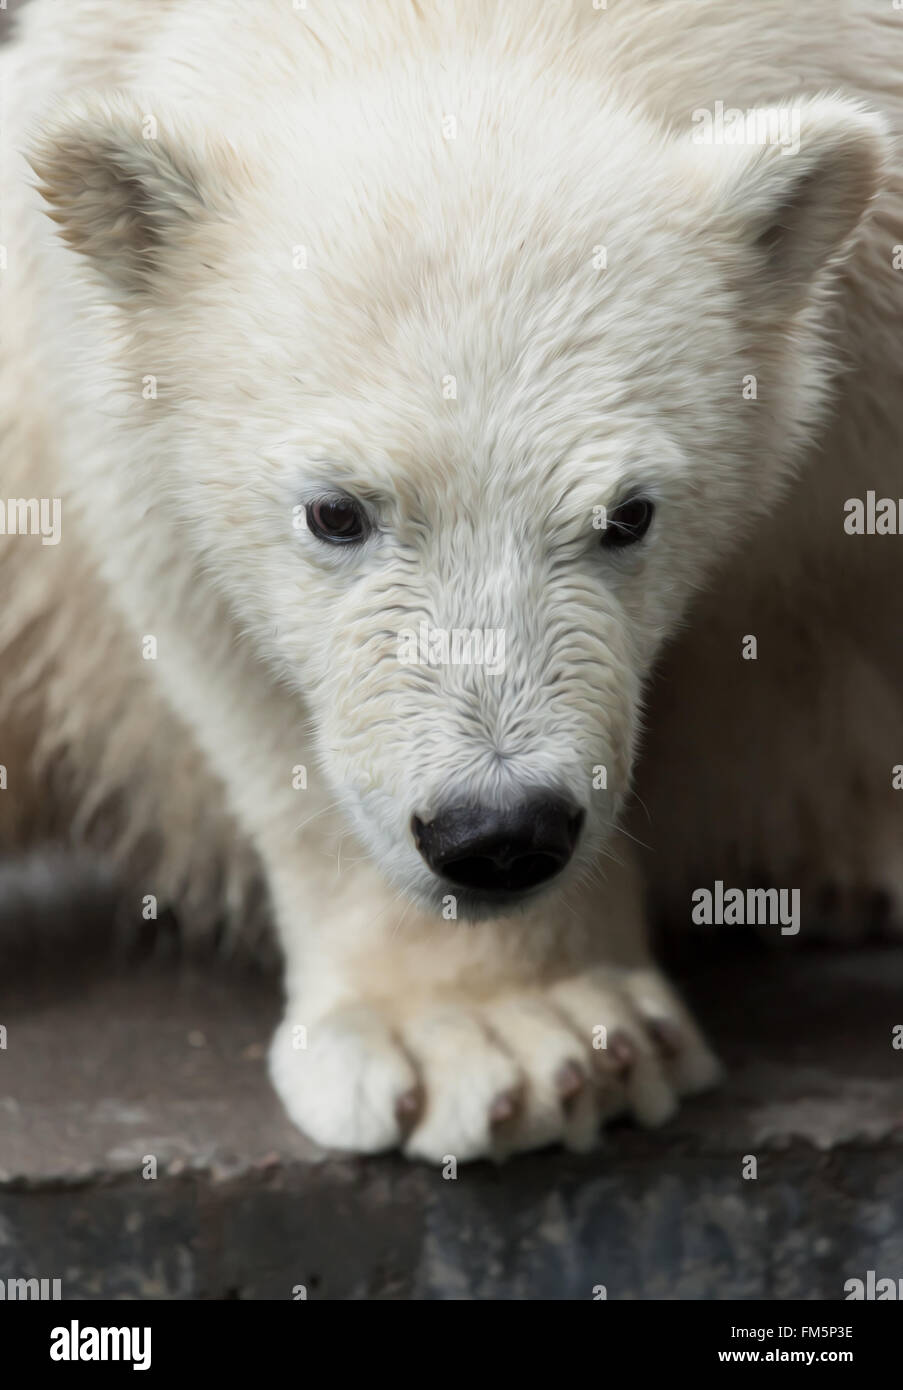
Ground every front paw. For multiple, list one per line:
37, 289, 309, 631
269, 967, 721, 1163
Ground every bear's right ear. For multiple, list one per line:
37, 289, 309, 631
28, 92, 234, 298
687, 95, 888, 312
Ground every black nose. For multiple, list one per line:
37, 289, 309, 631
412, 794, 584, 894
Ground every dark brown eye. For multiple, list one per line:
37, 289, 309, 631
306, 496, 369, 544
600, 497, 654, 549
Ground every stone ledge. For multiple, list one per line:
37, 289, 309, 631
2, 932, 902, 1298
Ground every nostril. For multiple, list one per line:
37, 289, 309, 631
443, 848, 566, 893
412, 793, 583, 895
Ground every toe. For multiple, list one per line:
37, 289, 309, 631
401, 1008, 523, 1163
550, 972, 678, 1127
269, 1005, 418, 1153
626, 968, 724, 1095
479, 995, 602, 1156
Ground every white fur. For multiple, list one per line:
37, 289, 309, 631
1, 0, 901, 1160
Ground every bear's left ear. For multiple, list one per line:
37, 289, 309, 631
28, 91, 236, 298
688, 95, 888, 309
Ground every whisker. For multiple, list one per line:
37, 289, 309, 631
614, 823, 652, 855
293, 797, 345, 835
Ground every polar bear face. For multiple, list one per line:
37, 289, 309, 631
33, 83, 884, 916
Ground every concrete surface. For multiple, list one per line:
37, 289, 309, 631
1, 913, 901, 1299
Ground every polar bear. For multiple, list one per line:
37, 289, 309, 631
1, 0, 901, 1162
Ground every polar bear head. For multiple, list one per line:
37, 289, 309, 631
32, 63, 885, 919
